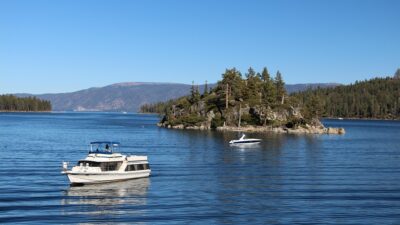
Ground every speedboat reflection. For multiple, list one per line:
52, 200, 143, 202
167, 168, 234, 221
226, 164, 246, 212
230, 142, 261, 151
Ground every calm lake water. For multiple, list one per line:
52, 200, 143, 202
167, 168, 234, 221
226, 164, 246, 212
1, 112, 400, 224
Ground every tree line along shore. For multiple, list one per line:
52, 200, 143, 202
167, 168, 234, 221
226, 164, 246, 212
292, 76, 400, 120
0, 95, 52, 112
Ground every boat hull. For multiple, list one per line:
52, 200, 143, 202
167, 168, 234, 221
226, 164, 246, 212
229, 140, 261, 144
66, 170, 151, 185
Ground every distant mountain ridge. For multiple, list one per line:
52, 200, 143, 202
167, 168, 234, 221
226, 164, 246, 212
15, 82, 339, 112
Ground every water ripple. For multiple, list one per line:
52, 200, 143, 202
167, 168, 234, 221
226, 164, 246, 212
1, 114, 400, 224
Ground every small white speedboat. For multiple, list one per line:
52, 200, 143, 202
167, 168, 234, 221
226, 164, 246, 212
62, 141, 151, 185
229, 134, 261, 144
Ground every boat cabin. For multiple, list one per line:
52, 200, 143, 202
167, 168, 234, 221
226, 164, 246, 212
77, 160, 123, 171
77, 160, 150, 172
72, 141, 151, 172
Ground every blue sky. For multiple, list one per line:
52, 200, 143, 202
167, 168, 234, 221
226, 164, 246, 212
1, 0, 399, 94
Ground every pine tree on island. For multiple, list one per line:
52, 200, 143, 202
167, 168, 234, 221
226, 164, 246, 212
394, 68, 400, 79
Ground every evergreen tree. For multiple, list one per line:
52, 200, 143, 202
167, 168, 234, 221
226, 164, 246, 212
244, 67, 262, 105
203, 80, 209, 97
274, 70, 286, 105
245, 67, 256, 79
394, 68, 400, 79
218, 68, 245, 107
190, 81, 195, 98
190, 81, 200, 103
261, 67, 276, 106
260, 67, 270, 82
308, 94, 323, 118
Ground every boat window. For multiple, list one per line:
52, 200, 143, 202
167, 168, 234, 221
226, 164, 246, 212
77, 161, 101, 167
124, 164, 150, 171
100, 162, 122, 171
125, 165, 136, 171
137, 164, 145, 170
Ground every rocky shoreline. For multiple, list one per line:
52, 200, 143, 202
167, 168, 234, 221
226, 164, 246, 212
157, 123, 345, 135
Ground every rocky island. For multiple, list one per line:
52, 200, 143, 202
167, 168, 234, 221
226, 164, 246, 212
142, 67, 345, 135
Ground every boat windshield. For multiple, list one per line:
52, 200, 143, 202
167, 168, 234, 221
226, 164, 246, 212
89, 141, 120, 154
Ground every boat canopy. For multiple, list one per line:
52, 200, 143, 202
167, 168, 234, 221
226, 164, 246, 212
89, 141, 120, 154
90, 141, 120, 146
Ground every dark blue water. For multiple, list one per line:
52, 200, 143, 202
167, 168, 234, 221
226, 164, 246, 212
1, 113, 400, 224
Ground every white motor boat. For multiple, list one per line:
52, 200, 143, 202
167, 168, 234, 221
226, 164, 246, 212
62, 141, 151, 185
229, 134, 261, 144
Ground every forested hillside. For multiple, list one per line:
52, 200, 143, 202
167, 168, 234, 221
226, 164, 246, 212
291, 76, 400, 119
0, 95, 52, 112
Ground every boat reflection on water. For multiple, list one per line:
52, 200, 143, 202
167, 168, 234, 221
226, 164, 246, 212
230, 142, 261, 151
61, 178, 150, 215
